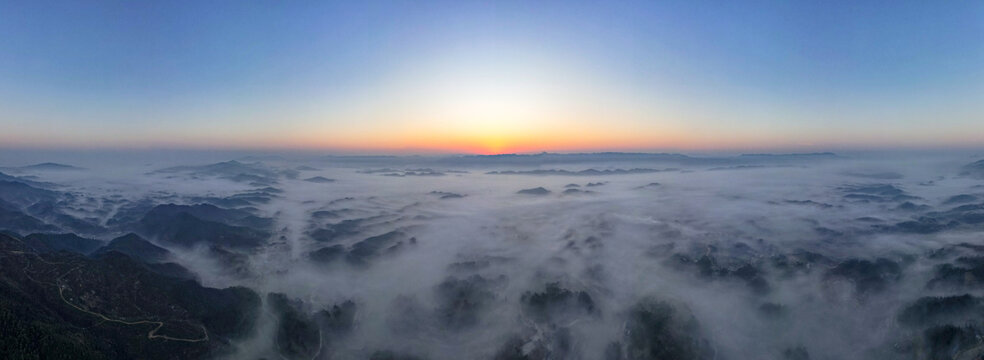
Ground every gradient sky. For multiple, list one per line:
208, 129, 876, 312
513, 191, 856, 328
1, 1, 982, 154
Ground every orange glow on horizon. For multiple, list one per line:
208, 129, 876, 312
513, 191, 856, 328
278, 123, 735, 155
9, 127, 984, 154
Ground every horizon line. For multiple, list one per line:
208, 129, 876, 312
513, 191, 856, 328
2, 145, 983, 157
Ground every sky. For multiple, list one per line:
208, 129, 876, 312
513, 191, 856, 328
1, 1, 982, 154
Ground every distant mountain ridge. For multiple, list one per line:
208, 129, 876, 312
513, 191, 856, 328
1, 162, 84, 171
488, 168, 676, 176
319, 151, 842, 168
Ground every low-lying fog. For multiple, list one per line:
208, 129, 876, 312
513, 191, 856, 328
3, 150, 984, 359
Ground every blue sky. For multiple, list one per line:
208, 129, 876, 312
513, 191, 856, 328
1, 1, 982, 152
